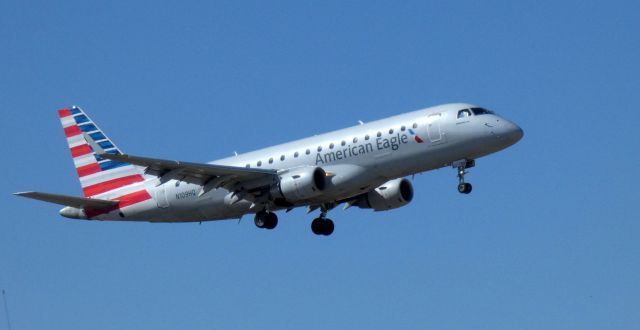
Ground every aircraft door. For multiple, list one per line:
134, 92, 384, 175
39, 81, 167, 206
155, 186, 170, 208
427, 113, 446, 145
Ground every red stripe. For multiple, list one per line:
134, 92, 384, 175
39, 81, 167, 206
117, 189, 152, 208
64, 125, 81, 137
84, 189, 152, 218
70, 144, 93, 157
83, 174, 145, 197
76, 163, 101, 177
58, 109, 71, 118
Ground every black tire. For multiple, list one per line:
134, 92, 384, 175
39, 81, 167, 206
464, 183, 473, 194
322, 219, 334, 236
265, 212, 278, 229
311, 218, 323, 235
254, 211, 267, 228
457, 183, 467, 193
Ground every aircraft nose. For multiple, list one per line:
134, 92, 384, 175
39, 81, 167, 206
503, 121, 524, 144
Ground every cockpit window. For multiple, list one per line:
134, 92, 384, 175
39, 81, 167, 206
457, 109, 472, 119
470, 107, 495, 115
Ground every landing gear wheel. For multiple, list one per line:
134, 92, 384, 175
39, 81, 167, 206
458, 182, 472, 194
255, 211, 278, 229
264, 212, 278, 229
311, 218, 334, 236
311, 218, 324, 235
454, 159, 475, 194
254, 211, 267, 228
321, 219, 334, 236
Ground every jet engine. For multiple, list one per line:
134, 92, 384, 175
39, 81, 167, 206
356, 178, 413, 211
270, 166, 326, 202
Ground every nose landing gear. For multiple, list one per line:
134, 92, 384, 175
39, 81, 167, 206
453, 159, 474, 194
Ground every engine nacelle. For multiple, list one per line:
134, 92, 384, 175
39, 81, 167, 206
270, 166, 326, 202
357, 178, 414, 211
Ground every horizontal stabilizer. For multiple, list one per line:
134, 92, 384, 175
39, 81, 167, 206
14, 191, 118, 209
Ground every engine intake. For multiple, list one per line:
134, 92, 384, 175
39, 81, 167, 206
271, 166, 326, 202
357, 178, 413, 211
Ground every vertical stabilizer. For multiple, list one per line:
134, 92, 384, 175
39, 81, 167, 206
57, 106, 147, 198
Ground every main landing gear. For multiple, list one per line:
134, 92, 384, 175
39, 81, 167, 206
254, 210, 278, 230
454, 159, 475, 194
311, 215, 334, 236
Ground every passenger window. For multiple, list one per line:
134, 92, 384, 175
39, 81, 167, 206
389, 129, 394, 134
245, 164, 250, 168
269, 158, 273, 164
353, 137, 358, 143
401, 126, 406, 131
257, 161, 262, 167
412, 123, 418, 129
294, 151, 299, 158
377, 132, 382, 137
457, 109, 472, 119
280, 155, 285, 161
306, 149, 310, 155
317, 146, 322, 152
329, 143, 334, 149
341, 140, 346, 146
365, 134, 370, 140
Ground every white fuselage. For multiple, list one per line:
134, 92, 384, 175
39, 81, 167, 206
84, 103, 523, 222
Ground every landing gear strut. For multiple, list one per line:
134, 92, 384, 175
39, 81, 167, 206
254, 210, 278, 230
311, 209, 334, 236
454, 159, 474, 194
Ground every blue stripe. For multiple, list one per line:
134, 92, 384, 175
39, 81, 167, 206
79, 123, 97, 132
74, 114, 89, 124
89, 132, 106, 141
98, 141, 114, 149
70, 108, 82, 115
99, 160, 128, 171
94, 149, 121, 161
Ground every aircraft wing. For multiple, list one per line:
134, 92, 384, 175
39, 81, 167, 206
98, 152, 278, 199
14, 191, 118, 209
100, 153, 277, 180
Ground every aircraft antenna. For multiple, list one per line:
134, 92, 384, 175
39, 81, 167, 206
358, 120, 364, 125
2, 289, 11, 330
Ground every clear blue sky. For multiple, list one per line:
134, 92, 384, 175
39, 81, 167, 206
1, 1, 638, 329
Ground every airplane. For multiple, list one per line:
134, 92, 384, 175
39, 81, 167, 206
14, 103, 523, 236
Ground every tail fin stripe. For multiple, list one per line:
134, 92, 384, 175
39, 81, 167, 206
84, 189, 152, 218
73, 155, 97, 168
83, 174, 144, 197
79, 165, 140, 186
89, 132, 107, 141
60, 116, 75, 127
64, 125, 82, 137
78, 123, 98, 133
117, 189, 152, 208
70, 144, 93, 157
70, 108, 82, 115
58, 109, 72, 118
98, 141, 115, 149
98, 160, 128, 171
77, 163, 102, 177
67, 135, 86, 148
74, 114, 90, 124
